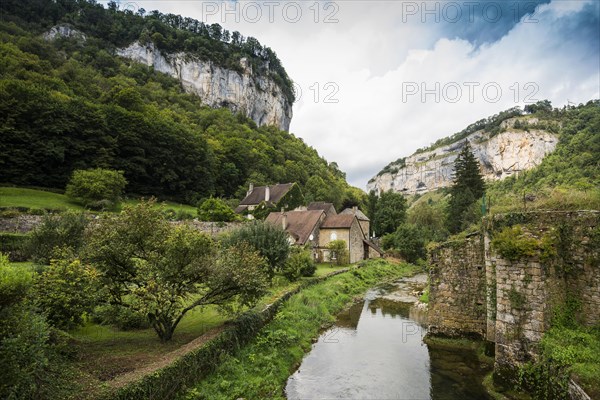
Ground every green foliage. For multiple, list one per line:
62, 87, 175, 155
507, 286, 526, 310
222, 221, 290, 280
373, 190, 408, 236
446, 142, 485, 234
33, 257, 100, 330
328, 240, 349, 266
282, 247, 316, 281
27, 210, 88, 265
197, 197, 236, 222
419, 286, 429, 303
0, 232, 30, 262
407, 200, 449, 242
92, 304, 150, 331
491, 225, 539, 261
274, 183, 305, 212
65, 168, 127, 210
381, 223, 427, 263
0, 252, 32, 310
0, 18, 353, 204
0, 253, 74, 399
84, 200, 268, 341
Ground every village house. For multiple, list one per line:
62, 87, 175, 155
266, 202, 383, 264
235, 183, 304, 218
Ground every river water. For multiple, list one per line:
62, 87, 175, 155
285, 274, 493, 400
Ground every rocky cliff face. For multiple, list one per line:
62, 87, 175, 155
117, 42, 292, 131
44, 25, 292, 131
367, 119, 558, 195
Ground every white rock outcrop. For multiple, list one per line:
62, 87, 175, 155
117, 42, 292, 131
367, 123, 558, 195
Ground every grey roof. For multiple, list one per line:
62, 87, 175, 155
239, 183, 294, 206
340, 207, 370, 221
321, 214, 356, 229
307, 202, 337, 215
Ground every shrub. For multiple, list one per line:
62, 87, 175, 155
92, 304, 150, 330
33, 258, 100, 330
328, 240, 349, 265
0, 232, 30, 261
491, 225, 540, 261
198, 197, 237, 222
0, 252, 32, 309
26, 211, 88, 265
382, 223, 427, 263
65, 168, 127, 210
222, 221, 290, 280
282, 248, 316, 281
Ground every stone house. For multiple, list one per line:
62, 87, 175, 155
235, 183, 304, 218
266, 202, 383, 264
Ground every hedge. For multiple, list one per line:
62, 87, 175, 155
0, 232, 30, 261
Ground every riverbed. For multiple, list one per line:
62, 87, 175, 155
285, 274, 493, 400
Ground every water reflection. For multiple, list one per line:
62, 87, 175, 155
286, 279, 492, 400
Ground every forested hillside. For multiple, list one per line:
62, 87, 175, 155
0, 0, 357, 207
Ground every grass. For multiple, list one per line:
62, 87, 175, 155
0, 186, 197, 215
313, 262, 349, 277
540, 325, 600, 399
182, 259, 419, 400
8, 261, 36, 270
0, 187, 83, 210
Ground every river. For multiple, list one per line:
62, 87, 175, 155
285, 274, 493, 400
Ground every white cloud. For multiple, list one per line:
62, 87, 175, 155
124, 0, 599, 188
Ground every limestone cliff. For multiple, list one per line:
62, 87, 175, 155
367, 118, 558, 195
44, 25, 293, 131
117, 42, 292, 131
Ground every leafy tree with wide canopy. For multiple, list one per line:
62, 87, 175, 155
84, 200, 268, 341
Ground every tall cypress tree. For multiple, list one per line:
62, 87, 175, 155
446, 141, 485, 233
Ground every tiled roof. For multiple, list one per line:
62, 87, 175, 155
307, 201, 336, 215
320, 214, 356, 229
340, 207, 370, 221
265, 210, 324, 245
240, 183, 294, 206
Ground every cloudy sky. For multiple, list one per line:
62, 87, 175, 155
114, 0, 599, 188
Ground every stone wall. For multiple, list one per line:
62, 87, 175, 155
428, 235, 487, 338
428, 211, 600, 398
0, 215, 241, 237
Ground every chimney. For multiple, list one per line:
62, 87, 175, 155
282, 212, 287, 230
247, 183, 254, 196
265, 186, 270, 202
352, 206, 358, 213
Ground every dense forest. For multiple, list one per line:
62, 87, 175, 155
0, 0, 359, 208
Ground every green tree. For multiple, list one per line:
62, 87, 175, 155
222, 221, 290, 280
282, 247, 316, 281
84, 201, 268, 341
65, 168, 127, 210
446, 142, 485, 234
381, 223, 427, 263
328, 240, 349, 265
373, 190, 408, 236
408, 201, 448, 242
33, 257, 100, 330
198, 197, 237, 222
27, 211, 88, 265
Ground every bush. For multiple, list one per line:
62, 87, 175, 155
92, 304, 150, 330
27, 211, 88, 265
65, 168, 127, 210
382, 223, 427, 263
0, 252, 32, 308
33, 257, 100, 330
198, 197, 237, 222
328, 240, 349, 265
491, 225, 540, 261
282, 248, 316, 281
222, 221, 290, 280
0, 232, 30, 261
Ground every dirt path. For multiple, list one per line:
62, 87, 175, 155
108, 325, 226, 389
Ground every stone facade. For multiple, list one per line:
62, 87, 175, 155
428, 211, 600, 398
428, 236, 487, 338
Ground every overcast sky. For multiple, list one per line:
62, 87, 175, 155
112, 0, 600, 188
